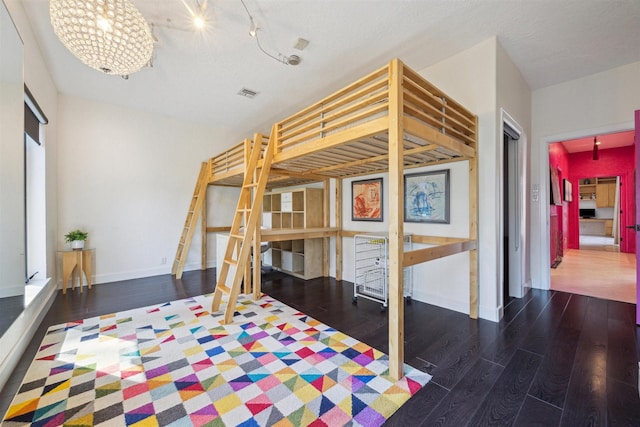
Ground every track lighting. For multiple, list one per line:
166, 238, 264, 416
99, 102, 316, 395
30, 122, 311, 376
239, 0, 303, 66
249, 18, 258, 37
181, 0, 208, 31
193, 15, 206, 29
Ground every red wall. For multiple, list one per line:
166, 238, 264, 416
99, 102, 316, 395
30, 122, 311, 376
549, 143, 570, 257
567, 146, 635, 253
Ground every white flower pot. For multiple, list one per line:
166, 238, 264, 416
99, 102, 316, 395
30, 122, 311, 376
71, 240, 85, 250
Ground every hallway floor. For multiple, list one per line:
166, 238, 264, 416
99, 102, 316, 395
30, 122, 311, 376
551, 248, 636, 304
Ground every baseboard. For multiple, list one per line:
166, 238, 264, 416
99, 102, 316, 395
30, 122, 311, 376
56, 260, 218, 288
411, 290, 470, 317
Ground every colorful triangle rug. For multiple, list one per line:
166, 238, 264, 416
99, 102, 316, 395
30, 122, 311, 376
2, 293, 430, 426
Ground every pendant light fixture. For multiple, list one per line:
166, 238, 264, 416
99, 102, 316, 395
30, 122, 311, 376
592, 136, 600, 160
50, 0, 154, 77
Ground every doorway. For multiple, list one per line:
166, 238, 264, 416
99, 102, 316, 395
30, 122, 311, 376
548, 130, 636, 303
501, 114, 527, 307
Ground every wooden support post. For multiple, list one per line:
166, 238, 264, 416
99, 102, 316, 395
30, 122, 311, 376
388, 58, 405, 380
253, 133, 264, 299
323, 179, 330, 277
335, 179, 343, 281
253, 225, 261, 299
201, 185, 207, 270
243, 138, 252, 295
469, 116, 479, 319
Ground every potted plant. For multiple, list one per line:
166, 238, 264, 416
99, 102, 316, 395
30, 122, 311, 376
64, 229, 88, 250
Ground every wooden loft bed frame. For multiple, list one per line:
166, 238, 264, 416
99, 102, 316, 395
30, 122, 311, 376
181, 58, 478, 379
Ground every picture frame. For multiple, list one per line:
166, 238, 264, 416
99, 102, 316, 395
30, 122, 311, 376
404, 169, 450, 223
563, 178, 573, 202
550, 166, 561, 206
352, 178, 383, 221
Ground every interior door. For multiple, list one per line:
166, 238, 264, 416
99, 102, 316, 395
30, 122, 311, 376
634, 111, 640, 324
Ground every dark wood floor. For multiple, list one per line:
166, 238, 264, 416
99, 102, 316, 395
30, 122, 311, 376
1, 269, 639, 426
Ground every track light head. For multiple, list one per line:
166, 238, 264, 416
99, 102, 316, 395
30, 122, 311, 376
285, 55, 301, 66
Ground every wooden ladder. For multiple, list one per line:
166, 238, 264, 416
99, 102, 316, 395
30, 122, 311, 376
172, 162, 209, 279
212, 130, 275, 324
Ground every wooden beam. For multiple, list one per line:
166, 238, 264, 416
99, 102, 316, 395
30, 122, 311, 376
411, 235, 472, 245
403, 240, 477, 267
253, 134, 263, 299
340, 230, 364, 239
281, 90, 388, 140
206, 226, 231, 233
242, 138, 252, 295
387, 58, 405, 380
268, 167, 329, 182
341, 231, 474, 245
253, 225, 261, 299
201, 184, 207, 270
268, 117, 389, 165
335, 180, 343, 281
404, 116, 475, 158
208, 168, 245, 185
260, 227, 339, 242
279, 64, 389, 129
306, 143, 438, 175
469, 116, 479, 319
323, 179, 330, 277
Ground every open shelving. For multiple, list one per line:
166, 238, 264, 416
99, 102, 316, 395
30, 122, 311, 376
262, 188, 324, 279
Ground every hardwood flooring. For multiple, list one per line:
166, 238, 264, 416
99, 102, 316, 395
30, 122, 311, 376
1, 269, 639, 426
551, 248, 636, 304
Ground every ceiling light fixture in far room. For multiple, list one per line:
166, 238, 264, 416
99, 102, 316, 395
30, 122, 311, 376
592, 136, 601, 160
49, 0, 154, 77
239, 0, 303, 66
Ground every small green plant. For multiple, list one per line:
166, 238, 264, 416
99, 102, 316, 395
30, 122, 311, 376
64, 229, 88, 242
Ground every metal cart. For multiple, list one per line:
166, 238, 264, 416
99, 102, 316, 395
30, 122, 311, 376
353, 234, 412, 312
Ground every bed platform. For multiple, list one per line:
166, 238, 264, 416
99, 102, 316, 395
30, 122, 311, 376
175, 58, 478, 379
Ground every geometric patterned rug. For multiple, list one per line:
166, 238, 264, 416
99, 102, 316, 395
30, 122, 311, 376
2, 293, 430, 426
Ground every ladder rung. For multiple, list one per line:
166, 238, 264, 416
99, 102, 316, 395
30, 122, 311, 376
216, 284, 231, 294
229, 233, 244, 240
224, 257, 238, 266
243, 182, 258, 188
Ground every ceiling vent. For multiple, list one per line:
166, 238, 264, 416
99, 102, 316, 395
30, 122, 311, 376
237, 88, 258, 98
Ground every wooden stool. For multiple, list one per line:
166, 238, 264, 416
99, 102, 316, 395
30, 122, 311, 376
60, 249, 94, 293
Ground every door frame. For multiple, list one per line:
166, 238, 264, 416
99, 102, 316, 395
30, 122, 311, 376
537, 121, 634, 291
498, 110, 528, 315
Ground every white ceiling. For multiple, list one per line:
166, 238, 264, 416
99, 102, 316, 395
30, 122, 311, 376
20, 0, 640, 140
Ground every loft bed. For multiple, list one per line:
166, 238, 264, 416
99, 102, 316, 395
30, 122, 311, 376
193, 58, 478, 379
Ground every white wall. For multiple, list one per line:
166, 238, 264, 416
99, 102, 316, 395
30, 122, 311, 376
496, 41, 532, 306
1, 0, 60, 390
340, 161, 471, 313
418, 38, 500, 320
57, 95, 236, 284
531, 60, 640, 290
